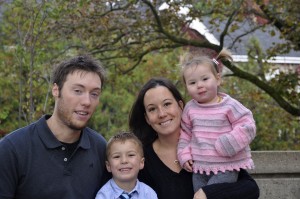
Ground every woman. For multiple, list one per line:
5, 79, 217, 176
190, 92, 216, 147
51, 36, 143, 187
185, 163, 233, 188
129, 77, 259, 199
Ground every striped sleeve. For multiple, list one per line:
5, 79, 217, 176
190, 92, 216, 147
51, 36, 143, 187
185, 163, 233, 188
215, 98, 256, 157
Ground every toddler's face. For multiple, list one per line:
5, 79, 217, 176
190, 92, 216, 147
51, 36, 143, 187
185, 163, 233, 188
184, 64, 220, 104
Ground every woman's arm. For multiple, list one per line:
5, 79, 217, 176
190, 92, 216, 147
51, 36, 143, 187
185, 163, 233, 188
201, 169, 259, 199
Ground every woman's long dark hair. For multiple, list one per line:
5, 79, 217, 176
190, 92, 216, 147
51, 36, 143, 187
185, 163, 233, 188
128, 77, 185, 146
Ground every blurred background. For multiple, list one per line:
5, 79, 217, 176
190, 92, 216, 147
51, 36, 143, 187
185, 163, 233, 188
0, 0, 299, 150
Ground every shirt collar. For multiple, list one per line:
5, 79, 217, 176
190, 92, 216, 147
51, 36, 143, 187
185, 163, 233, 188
109, 178, 140, 198
37, 115, 91, 149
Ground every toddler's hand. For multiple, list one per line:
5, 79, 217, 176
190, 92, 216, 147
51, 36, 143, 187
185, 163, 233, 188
183, 159, 193, 172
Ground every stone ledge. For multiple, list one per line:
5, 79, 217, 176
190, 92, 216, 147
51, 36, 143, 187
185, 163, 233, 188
250, 151, 300, 174
250, 151, 300, 199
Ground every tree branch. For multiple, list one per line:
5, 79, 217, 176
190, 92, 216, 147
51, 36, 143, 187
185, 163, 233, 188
142, 0, 221, 51
223, 60, 300, 116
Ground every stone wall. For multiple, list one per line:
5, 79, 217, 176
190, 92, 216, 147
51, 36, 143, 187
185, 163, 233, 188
250, 151, 300, 199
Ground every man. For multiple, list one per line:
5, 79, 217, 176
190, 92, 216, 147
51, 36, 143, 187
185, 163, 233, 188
0, 55, 109, 199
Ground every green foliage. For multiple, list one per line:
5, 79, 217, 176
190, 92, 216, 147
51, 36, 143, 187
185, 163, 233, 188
0, 0, 299, 150
0, 0, 70, 132
268, 70, 300, 106
256, 0, 300, 51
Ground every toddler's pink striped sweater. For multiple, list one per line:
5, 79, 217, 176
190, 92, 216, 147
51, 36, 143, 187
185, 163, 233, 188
177, 93, 256, 175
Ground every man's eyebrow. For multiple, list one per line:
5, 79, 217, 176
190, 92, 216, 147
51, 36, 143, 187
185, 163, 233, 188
72, 84, 102, 91
72, 84, 84, 88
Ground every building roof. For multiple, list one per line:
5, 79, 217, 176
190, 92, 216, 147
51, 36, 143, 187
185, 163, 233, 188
190, 17, 300, 64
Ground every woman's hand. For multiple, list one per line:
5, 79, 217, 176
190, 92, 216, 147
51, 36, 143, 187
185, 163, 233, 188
193, 189, 207, 199
183, 159, 193, 172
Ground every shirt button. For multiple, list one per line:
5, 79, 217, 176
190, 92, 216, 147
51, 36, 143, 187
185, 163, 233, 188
64, 158, 68, 162
62, 147, 66, 151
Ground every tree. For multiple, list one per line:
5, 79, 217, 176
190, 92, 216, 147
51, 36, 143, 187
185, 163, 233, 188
0, 0, 299, 149
1, 0, 52, 129
47, 0, 299, 115
255, 0, 300, 51
0, 0, 81, 131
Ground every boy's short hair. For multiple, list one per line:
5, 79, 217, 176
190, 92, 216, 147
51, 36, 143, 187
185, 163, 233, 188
106, 131, 144, 160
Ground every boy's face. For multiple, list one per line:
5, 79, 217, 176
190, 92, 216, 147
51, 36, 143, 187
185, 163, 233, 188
106, 140, 144, 185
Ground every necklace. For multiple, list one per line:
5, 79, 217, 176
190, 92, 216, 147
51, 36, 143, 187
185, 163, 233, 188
174, 160, 179, 165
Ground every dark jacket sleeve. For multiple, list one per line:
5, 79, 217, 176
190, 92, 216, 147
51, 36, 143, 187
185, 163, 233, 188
202, 169, 259, 199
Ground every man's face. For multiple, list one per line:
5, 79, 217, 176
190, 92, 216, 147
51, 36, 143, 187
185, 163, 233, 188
53, 70, 102, 131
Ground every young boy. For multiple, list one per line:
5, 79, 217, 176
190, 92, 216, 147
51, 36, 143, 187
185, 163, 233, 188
95, 131, 157, 199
